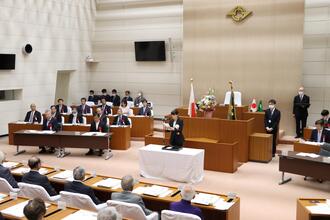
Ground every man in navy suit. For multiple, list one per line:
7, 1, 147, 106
293, 87, 310, 138
122, 90, 133, 102
170, 185, 203, 220
64, 166, 101, 204
113, 109, 130, 126
0, 151, 18, 188
110, 89, 121, 107
264, 99, 281, 157
50, 105, 62, 123
101, 89, 111, 102
310, 120, 330, 143
98, 98, 112, 116
55, 98, 68, 113
68, 107, 83, 124
40, 110, 60, 154
77, 98, 91, 115
138, 99, 152, 116
24, 103, 42, 124
22, 157, 57, 196
86, 114, 109, 156
88, 90, 99, 105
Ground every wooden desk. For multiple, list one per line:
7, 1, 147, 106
296, 198, 330, 220
242, 112, 265, 133
109, 126, 130, 150
279, 151, 330, 185
304, 128, 313, 140
249, 133, 272, 162
109, 116, 154, 138
293, 142, 320, 154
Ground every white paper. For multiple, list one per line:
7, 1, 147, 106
1, 201, 50, 218
132, 186, 146, 195
191, 193, 220, 206
301, 141, 321, 146
82, 132, 106, 136
61, 210, 97, 220
2, 162, 19, 169
296, 152, 320, 158
143, 185, 170, 197
51, 170, 73, 180
93, 178, 121, 189
40, 130, 56, 134
307, 204, 330, 215
15, 121, 28, 124
11, 167, 48, 175
214, 199, 234, 210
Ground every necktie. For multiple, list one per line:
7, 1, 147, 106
29, 112, 34, 123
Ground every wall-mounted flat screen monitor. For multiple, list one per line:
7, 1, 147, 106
0, 54, 16, 70
134, 41, 166, 61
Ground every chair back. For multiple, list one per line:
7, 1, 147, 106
127, 101, 134, 108
67, 106, 72, 114
128, 109, 134, 116
224, 91, 242, 106
18, 182, 57, 202
61, 116, 65, 124
128, 118, 132, 128
106, 102, 113, 107
86, 101, 95, 107
60, 191, 98, 211
161, 210, 202, 220
0, 178, 18, 194
82, 116, 87, 125
107, 200, 148, 220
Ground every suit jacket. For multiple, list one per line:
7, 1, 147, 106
138, 107, 152, 116
88, 95, 99, 105
134, 97, 144, 107
90, 120, 108, 132
101, 94, 111, 102
264, 108, 281, 132
322, 118, 330, 129
77, 104, 91, 115
42, 117, 60, 131
310, 129, 330, 143
64, 180, 100, 205
51, 112, 62, 123
170, 200, 204, 220
110, 95, 121, 107
122, 96, 133, 102
98, 104, 112, 115
293, 95, 310, 117
22, 171, 57, 196
24, 111, 42, 123
169, 118, 184, 147
55, 104, 68, 113
113, 115, 130, 126
68, 114, 83, 124
0, 165, 18, 188
111, 191, 152, 215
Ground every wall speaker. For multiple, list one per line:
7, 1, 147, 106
22, 44, 33, 54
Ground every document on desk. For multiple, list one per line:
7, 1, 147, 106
2, 162, 19, 169
51, 170, 73, 180
12, 167, 49, 175
82, 132, 106, 136
62, 210, 97, 220
307, 204, 330, 215
214, 198, 235, 210
191, 193, 221, 206
301, 141, 321, 146
40, 130, 56, 134
1, 201, 50, 218
143, 185, 172, 197
93, 178, 121, 189
15, 121, 28, 124
296, 152, 320, 158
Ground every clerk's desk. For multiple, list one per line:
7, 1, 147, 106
297, 199, 330, 220
293, 141, 321, 154
8, 122, 130, 150
60, 114, 153, 138
9, 163, 240, 220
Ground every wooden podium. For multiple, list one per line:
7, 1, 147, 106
249, 133, 272, 162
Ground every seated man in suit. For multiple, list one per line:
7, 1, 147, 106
99, 98, 112, 116
164, 109, 184, 148
122, 90, 133, 103
22, 157, 57, 196
264, 99, 281, 158
24, 103, 42, 124
23, 198, 46, 220
55, 98, 68, 113
101, 89, 111, 102
111, 175, 153, 216
86, 114, 109, 156
78, 97, 92, 115
97, 207, 122, 220
64, 166, 101, 204
96, 107, 108, 124
170, 185, 203, 220
119, 100, 131, 116
310, 120, 330, 143
68, 107, 83, 124
321, 109, 330, 129
110, 89, 121, 107
40, 110, 60, 154
88, 90, 99, 105
113, 109, 130, 126
50, 105, 62, 123
138, 99, 152, 116
134, 91, 144, 107
0, 151, 18, 188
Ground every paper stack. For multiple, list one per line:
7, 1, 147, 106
296, 152, 320, 158
62, 210, 97, 220
1, 201, 50, 218
191, 193, 221, 206
2, 162, 19, 169
214, 198, 235, 210
93, 178, 121, 189
307, 203, 330, 215
132, 185, 173, 198
51, 170, 73, 181
11, 167, 48, 175
82, 132, 106, 136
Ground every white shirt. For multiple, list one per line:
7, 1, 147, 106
317, 129, 323, 143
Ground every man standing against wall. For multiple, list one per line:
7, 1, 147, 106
293, 87, 310, 138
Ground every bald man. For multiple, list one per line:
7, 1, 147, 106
24, 104, 41, 124
293, 87, 310, 138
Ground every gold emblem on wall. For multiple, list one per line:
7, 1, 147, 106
227, 6, 252, 22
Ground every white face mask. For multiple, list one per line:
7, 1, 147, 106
298, 91, 304, 96
138, 93, 141, 97
269, 105, 275, 109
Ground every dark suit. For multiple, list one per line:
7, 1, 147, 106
42, 118, 60, 131
122, 96, 133, 102
77, 104, 91, 115
101, 94, 111, 102
0, 165, 18, 188
322, 118, 330, 129
293, 95, 310, 137
113, 115, 130, 126
170, 200, 203, 220
55, 104, 68, 113
111, 191, 152, 215
310, 129, 330, 143
264, 108, 281, 156
88, 95, 99, 105
22, 171, 57, 196
24, 111, 42, 123
110, 95, 121, 107
52, 112, 62, 123
138, 107, 152, 116
64, 180, 100, 205
68, 114, 83, 124
98, 104, 112, 115
169, 118, 185, 147
90, 120, 108, 132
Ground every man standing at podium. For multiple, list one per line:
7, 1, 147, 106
293, 87, 310, 138
264, 100, 281, 157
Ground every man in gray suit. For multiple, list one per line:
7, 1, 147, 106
111, 175, 152, 216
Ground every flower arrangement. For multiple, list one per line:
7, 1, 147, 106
197, 88, 217, 112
